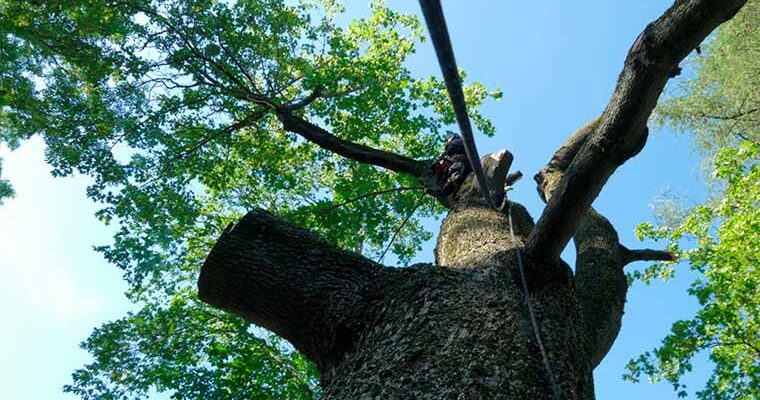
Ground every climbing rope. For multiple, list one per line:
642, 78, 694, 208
507, 199, 562, 400
417, 0, 497, 210
418, 2, 561, 398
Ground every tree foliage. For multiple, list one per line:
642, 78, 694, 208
626, 2, 760, 398
0, 0, 499, 398
66, 289, 320, 400
651, 1, 759, 157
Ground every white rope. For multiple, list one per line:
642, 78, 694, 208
507, 199, 562, 400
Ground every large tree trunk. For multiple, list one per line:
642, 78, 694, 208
198, 144, 676, 400
200, 202, 595, 399
325, 200, 592, 399
198, 153, 601, 399
197, 3, 746, 396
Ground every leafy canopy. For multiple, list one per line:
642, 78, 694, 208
0, 0, 499, 398
626, 2, 760, 398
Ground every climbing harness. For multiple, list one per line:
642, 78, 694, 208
418, 2, 561, 398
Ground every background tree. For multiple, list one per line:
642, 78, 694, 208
625, 2, 759, 398
0, 0, 749, 399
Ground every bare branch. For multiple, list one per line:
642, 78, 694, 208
505, 171, 523, 187
276, 111, 431, 180
280, 86, 323, 111
526, 0, 747, 263
377, 197, 424, 263
620, 246, 677, 264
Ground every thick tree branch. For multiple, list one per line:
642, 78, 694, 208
575, 218, 673, 369
198, 209, 386, 376
277, 111, 433, 181
526, 0, 747, 262
535, 120, 677, 368
573, 209, 628, 368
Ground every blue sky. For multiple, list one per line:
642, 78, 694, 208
0, 1, 718, 399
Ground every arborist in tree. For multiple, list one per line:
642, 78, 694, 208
433, 131, 472, 197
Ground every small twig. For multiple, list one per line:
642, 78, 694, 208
697, 107, 759, 121
280, 86, 322, 111
174, 108, 269, 161
290, 186, 425, 215
378, 197, 423, 263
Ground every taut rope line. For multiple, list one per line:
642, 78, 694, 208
508, 200, 562, 400
418, 2, 561, 398
417, 0, 497, 211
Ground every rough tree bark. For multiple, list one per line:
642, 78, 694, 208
198, 1, 745, 398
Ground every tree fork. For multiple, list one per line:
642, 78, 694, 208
535, 119, 675, 368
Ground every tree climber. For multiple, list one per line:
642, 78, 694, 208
432, 132, 472, 197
